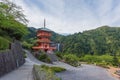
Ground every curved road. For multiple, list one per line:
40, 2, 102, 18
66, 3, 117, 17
55, 63, 118, 80
0, 50, 118, 80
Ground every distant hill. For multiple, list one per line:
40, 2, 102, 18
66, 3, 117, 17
60, 26, 120, 55
60, 33, 70, 36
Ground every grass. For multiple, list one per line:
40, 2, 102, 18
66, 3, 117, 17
80, 55, 120, 68
41, 65, 66, 73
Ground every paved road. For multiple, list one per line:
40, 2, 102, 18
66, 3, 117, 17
0, 50, 118, 80
0, 58, 33, 80
55, 63, 118, 80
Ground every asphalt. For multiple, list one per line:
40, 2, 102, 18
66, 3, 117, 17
56, 64, 118, 80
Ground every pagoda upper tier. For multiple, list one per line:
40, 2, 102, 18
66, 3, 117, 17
37, 28, 52, 37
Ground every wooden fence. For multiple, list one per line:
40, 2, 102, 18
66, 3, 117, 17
0, 40, 25, 77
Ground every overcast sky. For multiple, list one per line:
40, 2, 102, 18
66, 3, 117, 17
13, 0, 120, 34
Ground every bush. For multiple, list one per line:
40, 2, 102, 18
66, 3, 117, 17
80, 55, 119, 67
50, 66, 66, 72
38, 53, 51, 63
63, 54, 80, 67
112, 55, 119, 66
56, 52, 63, 60
0, 37, 10, 50
41, 65, 66, 72
23, 51, 27, 58
22, 41, 33, 49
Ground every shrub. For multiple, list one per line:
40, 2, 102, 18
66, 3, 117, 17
80, 55, 120, 67
41, 65, 66, 72
56, 52, 63, 60
23, 51, 27, 58
0, 37, 10, 50
50, 66, 66, 72
22, 41, 33, 49
112, 55, 119, 66
38, 53, 51, 63
63, 54, 80, 67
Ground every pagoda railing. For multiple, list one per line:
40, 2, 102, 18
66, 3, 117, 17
37, 33, 51, 37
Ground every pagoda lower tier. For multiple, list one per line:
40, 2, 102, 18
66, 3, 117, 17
32, 46, 56, 52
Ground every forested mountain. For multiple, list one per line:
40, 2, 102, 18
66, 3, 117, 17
60, 26, 120, 56
25, 26, 120, 56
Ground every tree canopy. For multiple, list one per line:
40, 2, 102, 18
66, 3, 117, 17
0, 0, 28, 50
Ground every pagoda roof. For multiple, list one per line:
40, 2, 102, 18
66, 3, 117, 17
38, 27, 52, 32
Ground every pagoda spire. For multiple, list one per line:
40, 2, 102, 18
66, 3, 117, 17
44, 19, 46, 28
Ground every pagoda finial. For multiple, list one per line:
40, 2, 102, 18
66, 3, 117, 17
44, 19, 46, 28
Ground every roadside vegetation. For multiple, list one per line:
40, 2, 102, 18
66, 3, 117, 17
56, 52, 120, 68
0, 36, 10, 50
33, 65, 66, 80
80, 55, 119, 68
34, 51, 51, 63
63, 54, 80, 67
41, 65, 66, 73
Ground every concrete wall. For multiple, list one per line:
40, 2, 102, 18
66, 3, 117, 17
0, 40, 25, 77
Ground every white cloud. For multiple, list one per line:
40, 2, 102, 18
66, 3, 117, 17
13, 0, 120, 34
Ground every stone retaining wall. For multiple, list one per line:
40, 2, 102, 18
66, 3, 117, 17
0, 40, 25, 77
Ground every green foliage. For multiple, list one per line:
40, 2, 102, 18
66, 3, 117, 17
50, 66, 66, 72
22, 41, 33, 49
23, 25, 120, 67
63, 54, 80, 67
55, 52, 63, 60
0, 0, 29, 51
80, 55, 119, 67
57, 26, 120, 56
37, 53, 51, 63
41, 65, 66, 73
0, 0, 28, 42
0, 36, 10, 50
112, 55, 119, 66
23, 51, 27, 58
33, 65, 61, 80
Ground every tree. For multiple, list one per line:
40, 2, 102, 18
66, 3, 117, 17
0, 0, 28, 40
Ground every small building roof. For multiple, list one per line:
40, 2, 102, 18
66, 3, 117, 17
38, 27, 52, 32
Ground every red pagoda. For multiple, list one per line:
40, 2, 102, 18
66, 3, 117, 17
32, 20, 56, 52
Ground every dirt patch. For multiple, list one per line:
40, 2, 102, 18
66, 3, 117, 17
107, 67, 120, 80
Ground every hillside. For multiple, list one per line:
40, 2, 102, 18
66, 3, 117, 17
24, 26, 120, 56
61, 26, 120, 56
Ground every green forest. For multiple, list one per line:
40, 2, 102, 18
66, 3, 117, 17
59, 26, 120, 56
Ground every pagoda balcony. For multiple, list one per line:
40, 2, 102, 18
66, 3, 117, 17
32, 46, 56, 50
37, 33, 51, 37
37, 39, 51, 43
